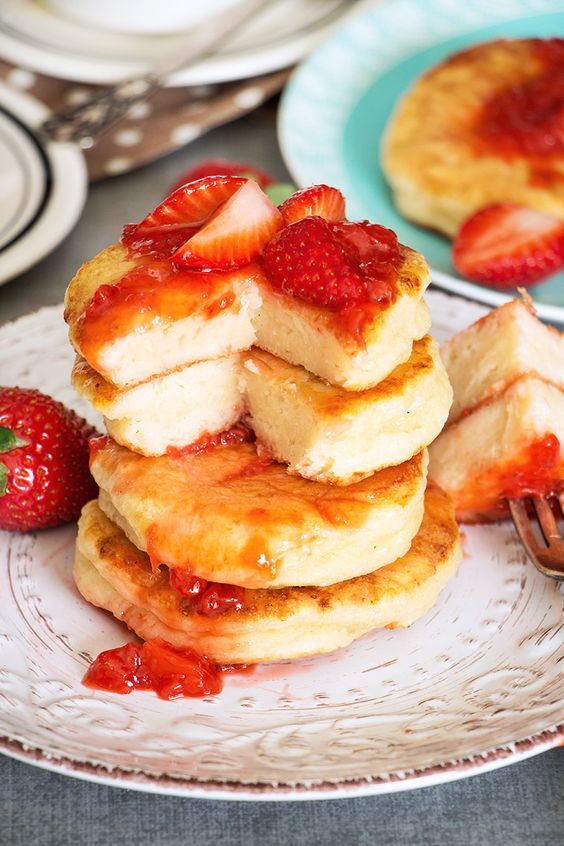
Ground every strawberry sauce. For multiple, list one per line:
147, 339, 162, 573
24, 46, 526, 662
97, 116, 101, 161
166, 423, 254, 458
77, 263, 238, 370
476, 39, 564, 179
83, 637, 227, 699
456, 434, 563, 520
169, 568, 245, 617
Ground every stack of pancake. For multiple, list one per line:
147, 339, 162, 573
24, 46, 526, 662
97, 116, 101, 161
66, 189, 461, 666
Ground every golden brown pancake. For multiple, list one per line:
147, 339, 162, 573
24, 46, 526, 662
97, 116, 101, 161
382, 39, 564, 237
90, 436, 428, 589
243, 334, 452, 483
74, 482, 461, 664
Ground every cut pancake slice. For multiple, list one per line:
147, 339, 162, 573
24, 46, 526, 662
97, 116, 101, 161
253, 247, 431, 390
74, 483, 461, 664
91, 437, 428, 589
441, 298, 564, 424
65, 244, 261, 388
73, 334, 451, 472
243, 335, 452, 484
72, 354, 243, 457
429, 376, 564, 522
65, 241, 431, 392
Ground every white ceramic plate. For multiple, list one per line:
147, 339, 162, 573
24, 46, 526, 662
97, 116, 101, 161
278, 0, 564, 324
0, 294, 562, 799
0, 82, 86, 286
0, 0, 362, 87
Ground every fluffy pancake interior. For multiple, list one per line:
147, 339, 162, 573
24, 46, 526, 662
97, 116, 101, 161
243, 335, 452, 483
74, 483, 461, 664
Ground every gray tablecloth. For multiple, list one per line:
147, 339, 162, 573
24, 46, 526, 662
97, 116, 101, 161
0, 103, 562, 846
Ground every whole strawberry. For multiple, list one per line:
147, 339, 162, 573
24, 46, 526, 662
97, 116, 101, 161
0, 387, 99, 531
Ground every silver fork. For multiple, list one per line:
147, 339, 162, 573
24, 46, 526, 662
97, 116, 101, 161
508, 493, 564, 581
39, 0, 271, 148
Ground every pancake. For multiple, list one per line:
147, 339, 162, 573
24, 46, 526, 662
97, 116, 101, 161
72, 334, 451, 475
440, 298, 564, 425
429, 376, 564, 522
65, 241, 431, 391
243, 335, 452, 484
382, 39, 564, 237
65, 245, 260, 388
74, 483, 461, 664
72, 353, 243, 457
252, 247, 431, 390
90, 437, 428, 589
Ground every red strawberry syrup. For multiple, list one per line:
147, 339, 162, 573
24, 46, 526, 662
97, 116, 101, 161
475, 39, 564, 183
456, 434, 563, 520
83, 637, 251, 700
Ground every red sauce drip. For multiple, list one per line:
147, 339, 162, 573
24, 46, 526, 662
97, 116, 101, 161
329, 222, 400, 345
331, 220, 400, 302
499, 434, 561, 499
456, 434, 562, 520
476, 39, 564, 162
169, 569, 245, 617
121, 222, 198, 260
166, 422, 254, 459
77, 264, 237, 369
88, 434, 110, 466
83, 637, 227, 699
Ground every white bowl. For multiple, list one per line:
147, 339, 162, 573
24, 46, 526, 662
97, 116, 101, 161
46, 0, 240, 35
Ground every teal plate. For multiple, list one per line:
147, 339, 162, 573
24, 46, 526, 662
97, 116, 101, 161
279, 0, 564, 323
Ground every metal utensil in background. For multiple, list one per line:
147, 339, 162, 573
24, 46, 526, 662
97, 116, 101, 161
39, 0, 271, 148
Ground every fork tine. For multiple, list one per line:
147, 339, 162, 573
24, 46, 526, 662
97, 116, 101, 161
508, 498, 542, 552
532, 495, 559, 544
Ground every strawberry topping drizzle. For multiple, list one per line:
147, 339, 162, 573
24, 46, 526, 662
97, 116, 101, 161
476, 39, 564, 161
168, 569, 245, 618
83, 637, 250, 699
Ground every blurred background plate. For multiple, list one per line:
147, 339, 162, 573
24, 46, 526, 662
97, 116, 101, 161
0, 0, 363, 87
0, 81, 85, 286
279, 0, 564, 323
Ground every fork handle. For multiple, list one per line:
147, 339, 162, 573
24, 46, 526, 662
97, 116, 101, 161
39, 0, 271, 146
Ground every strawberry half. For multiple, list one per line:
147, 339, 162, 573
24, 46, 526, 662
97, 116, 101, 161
263, 216, 400, 309
263, 216, 367, 309
168, 158, 274, 195
0, 387, 99, 531
453, 203, 564, 289
173, 180, 283, 269
123, 175, 246, 242
279, 184, 346, 225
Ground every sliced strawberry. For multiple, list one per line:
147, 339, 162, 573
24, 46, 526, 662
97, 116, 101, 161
263, 216, 367, 309
173, 180, 283, 269
279, 184, 346, 225
168, 158, 274, 194
453, 204, 564, 289
124, 175, 246, 236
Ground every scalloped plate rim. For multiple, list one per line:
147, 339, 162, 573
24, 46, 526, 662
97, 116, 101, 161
0, 298, 562, 800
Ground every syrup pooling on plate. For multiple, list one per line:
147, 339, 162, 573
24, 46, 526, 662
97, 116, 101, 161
83, 637, 226, 699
